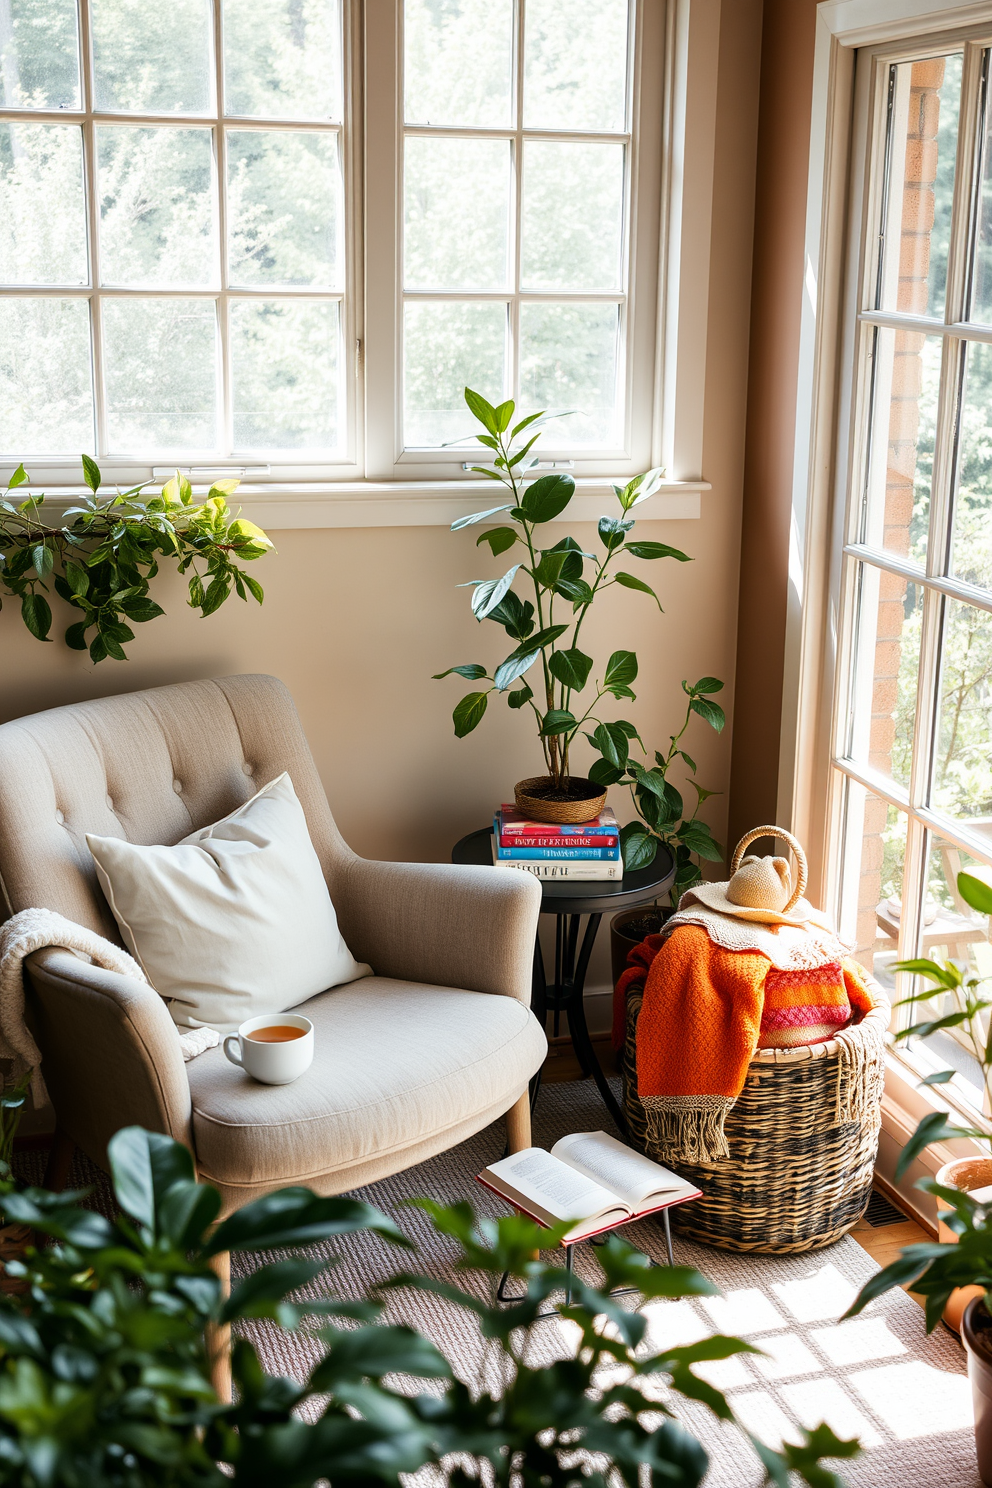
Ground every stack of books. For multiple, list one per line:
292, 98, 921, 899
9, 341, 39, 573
491, 804, 622, 880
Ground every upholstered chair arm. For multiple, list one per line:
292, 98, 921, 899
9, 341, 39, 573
332, 860, 542, 1003
25, 947, 193, 1162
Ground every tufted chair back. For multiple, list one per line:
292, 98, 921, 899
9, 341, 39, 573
0, 675, 349, 942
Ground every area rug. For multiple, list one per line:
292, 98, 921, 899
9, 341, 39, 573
15, 1079, 981, 1487
233, 1078, 981, 1488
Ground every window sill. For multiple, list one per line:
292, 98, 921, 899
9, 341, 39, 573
21, 479, 709, 531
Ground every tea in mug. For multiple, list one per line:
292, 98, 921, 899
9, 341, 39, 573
247, 1025, 306, 1043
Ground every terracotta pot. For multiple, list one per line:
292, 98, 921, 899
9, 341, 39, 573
935, 1156, 992, 1333
513, 776, 607, 826
961, 1297, 992, 1484
610, 905, 675, 988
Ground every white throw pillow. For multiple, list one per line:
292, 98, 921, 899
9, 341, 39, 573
87, 772, 370, 1032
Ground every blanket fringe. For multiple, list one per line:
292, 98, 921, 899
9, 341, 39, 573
641, 1098, 732, 1164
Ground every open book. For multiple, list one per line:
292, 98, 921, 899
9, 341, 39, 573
477, 1130, 701, 1243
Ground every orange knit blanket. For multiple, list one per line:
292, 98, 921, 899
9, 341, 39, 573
615, 925, 875, 1163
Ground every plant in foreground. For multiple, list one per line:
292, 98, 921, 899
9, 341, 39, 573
0, 1125, 857, 1487
0, 459, 272, 663
845, 868, 992, 1329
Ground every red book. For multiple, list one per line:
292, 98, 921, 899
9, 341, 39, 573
499, 805, 619, 837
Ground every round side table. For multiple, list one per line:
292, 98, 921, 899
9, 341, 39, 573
452, 828, 675, 1132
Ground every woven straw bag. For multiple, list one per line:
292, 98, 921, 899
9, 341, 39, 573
621, 827, 888, 1254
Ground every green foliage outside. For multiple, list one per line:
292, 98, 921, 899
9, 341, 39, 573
847, 871, 992, 1327
0, 1124, 857, 1487
0, 461, 272, 663
434, 388, 723, 878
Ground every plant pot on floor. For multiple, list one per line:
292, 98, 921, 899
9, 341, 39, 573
961, 1297, 992, 1484
610, 904, 675, 990
935, 1156, 992, 1333
514, 776, 607, 826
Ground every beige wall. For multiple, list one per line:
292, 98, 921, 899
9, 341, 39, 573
0, 0, 762, 1019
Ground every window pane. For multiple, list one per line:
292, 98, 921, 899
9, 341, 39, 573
914, 840, 992, 1110
231, 300, 340, 450
0, 123, 87, 285
519, 302, 619, 447
523, 0, 628, 133
223, 0, 341, 121
0, 0, 79, 109
103, 299, 218, 451
933, 598, 992, 822
847, 561, 922, 790
862, 327, 939, 564
227, 130, 342, 288
838, 780, 906, 987
404, 138, 510, 291
91, 0, 212, 114
404, 300, 506, 447
521, 142, 624, 291
951, 339, 992, 591
0, 299, 92, 454
404, 0, 512, 128
876, 54, 961, 317
970, 54, 992, 324
97, 127, 216, 288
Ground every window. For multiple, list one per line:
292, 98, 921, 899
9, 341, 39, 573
0, 0, 351, 471
0, 0, 666, 488
830, 41, 992, 1109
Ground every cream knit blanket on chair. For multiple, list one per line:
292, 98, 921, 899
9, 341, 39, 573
0, 907, 219, 1103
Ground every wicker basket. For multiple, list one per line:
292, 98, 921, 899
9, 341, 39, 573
514, 776, 608, 825
622, 985, 888, 1254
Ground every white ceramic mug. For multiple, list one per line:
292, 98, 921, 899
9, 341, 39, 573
223, 1013, 314, 1085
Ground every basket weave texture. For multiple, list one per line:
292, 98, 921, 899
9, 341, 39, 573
622, 986, 887, 1254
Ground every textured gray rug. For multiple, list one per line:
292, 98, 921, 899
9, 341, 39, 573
16, 1080, 981, 1487
232, 1078, 981, 1488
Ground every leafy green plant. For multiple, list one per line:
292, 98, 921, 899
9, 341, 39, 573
434, 389, 699, 805
587, 678, 725, 889
0, 460, 272, 664
845, 868, 992, 1327
0, 1125, 857, 1487
0, 1076, 31, 1176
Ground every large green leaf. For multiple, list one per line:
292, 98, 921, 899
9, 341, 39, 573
540, 709, 576, 736
690, 695, 726, 732
507, 681, 533, 709
621, 830, 657, 872
20, 594, 52, 642
463, 387, 500, 434
615, 571, 662, 609
624, 540, 691, 562
604, 650, 638, 689
597, 515, 631, 551
679, 819, 724, 861
453, 691, 489, 736
432, 663, 487, 681
207, 1190, 405, 1256
520, 472, 574, 523
548, 647, 592, 691
691, 675, 724, 694
533, 549, 569, 589
894, 1112, 971, 1181
504, 623, 568, 660
468, 564, 520, 620
81, 453, 101, 493
493, 651, 540, 691
488, 589, 535, 640
959, 871, 992, 917
107, 1127, 196, 1233
588, 756, 624, 786
477, 526, 518, 556
450, 504, 513, 531
591, 721, 629, 769
311, 1324, 451, 1390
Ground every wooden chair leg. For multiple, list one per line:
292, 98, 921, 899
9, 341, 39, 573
43, 1127, 75, 1192
505, 1091, 532, 1153
206, 1249, 232, 1404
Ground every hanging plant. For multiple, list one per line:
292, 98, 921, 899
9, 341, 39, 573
0, 458, 272, 664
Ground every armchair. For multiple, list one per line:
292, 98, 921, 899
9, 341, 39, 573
0, 675, 546, 1214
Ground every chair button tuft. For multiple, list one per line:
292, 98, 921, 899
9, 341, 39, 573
173, 779, 183, 794
242, 762, 254, 776
55, 809, 64, 825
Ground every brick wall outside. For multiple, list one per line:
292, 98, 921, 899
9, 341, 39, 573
853, 60, 944, 970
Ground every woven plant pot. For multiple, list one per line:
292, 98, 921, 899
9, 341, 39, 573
514, 776, 607, 825
622, 986, 887, 1253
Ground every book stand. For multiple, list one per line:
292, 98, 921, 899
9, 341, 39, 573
494, 1202, 680, 1319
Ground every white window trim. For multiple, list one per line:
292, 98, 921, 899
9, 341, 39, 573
0, 0, 720, 527
784, 0, 992, 1211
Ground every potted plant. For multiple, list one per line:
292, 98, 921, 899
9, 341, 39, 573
844, 867, 992, 1481
0, 1123, 857, 1486
434, 388, 693, 824
0, 458, 272, 663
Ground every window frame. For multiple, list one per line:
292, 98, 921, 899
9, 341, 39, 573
0, 0, 364, 486
787, 0, 992, 1171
